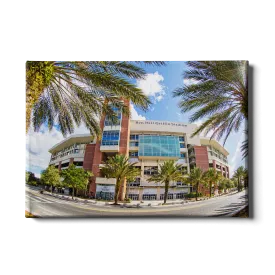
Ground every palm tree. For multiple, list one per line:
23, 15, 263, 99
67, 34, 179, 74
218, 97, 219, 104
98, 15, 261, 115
147, 160, 184, 204
173, 61, 248, 158
100, 155, 140, 204
233, 166, 246, 192
203, 168, 222, 197
185, 167, 204, 201
26, 61, 165, 135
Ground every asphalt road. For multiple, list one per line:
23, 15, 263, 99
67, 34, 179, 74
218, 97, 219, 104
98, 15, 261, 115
25, 188, 248, 218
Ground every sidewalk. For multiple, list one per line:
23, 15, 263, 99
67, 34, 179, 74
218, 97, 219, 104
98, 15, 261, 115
41, 189, 238, 209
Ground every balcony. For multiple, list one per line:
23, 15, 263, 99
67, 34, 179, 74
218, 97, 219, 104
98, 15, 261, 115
100, 145, 119, 152
95, 177, 116, 185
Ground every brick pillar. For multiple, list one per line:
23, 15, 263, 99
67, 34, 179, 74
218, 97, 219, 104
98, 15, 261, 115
58, 161, 62, 171
89, 113, 106, 197
118, 100, 130, 201
69, 158, 74, 165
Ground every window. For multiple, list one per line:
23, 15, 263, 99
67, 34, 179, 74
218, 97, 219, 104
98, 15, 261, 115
130, 134, 139, 140
142, 194, 157, 200
176, 193, 185, 199
160, 194, 174, 200
104, 107, 122, 126
144, 166, 158, 176
179, 136, 185, 142
180, 143, 185, 148
180, 153, 185, 158
128, 178, 140, 186
139, 135, 180, 158
73, 161, 83, 167
61, 162, 69, 168
128, 194, 139, 200
129, 151, 138, 157
101, 131, 120, 146
129, 142, 139, 147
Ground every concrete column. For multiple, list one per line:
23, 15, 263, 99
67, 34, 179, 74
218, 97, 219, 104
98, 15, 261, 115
138, 188, 143, 201
156, 187, 161, 200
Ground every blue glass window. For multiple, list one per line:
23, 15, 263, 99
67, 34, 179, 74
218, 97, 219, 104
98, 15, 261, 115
130, 134, 139, 140
180, 143, 185, 148
101, 131, 120, 146
129, 151, 138, 157
179, 136, 185, 142
104, 107, 122, 126
139, 135, 180, 158
180, 153, 185, 158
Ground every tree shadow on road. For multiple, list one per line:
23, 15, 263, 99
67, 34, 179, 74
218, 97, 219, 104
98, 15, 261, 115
210, 194, 249, 217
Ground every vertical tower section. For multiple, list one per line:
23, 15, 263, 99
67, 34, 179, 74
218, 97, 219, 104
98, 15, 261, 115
118, 100, 130, 200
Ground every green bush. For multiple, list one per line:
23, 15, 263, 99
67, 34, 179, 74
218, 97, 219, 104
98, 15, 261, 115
185, 192, 203, 198
124, 198, 132, 203
28, 181, 37, 186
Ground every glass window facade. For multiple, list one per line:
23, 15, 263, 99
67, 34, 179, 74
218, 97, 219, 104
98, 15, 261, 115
101, 131, 120, 146
139, 135, 180, 158
130, 134, 139, 140
104, 107, 122, 126
180, 153, 185, 158
129, 151, 138, 157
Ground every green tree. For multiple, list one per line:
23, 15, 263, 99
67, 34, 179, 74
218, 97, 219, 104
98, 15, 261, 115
100, 155, 140, 204
174, 61, 248, 158
26, 61, 165, 135
225, 179, 234, 191
203, 168, 223, 197
218, 178, 226, 193
185, 167, 204, 201
41, 166, 61, 194
233, 166, 246, 192
147, 160, 184, 204
61, 164, 92, 199
25, 171, 30, 183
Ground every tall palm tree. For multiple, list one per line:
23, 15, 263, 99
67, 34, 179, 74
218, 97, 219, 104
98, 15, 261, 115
100, 154, 140, 204
203, 168, 222, 197
185, 167, 204, 201
26, 61, 165, 135
147, 160, 184, 204
173, 61, 248, 158
233, 166, 246, 192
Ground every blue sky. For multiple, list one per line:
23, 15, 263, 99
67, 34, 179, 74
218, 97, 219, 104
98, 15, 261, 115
26, 61, 245, 177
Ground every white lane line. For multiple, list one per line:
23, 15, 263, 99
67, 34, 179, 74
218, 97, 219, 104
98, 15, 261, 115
25, 194, 54, 203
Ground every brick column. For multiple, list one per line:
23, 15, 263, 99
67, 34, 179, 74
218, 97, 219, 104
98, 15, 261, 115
118, 100, 130, 201
89, 113, 106, 197
58, 161, 62, 171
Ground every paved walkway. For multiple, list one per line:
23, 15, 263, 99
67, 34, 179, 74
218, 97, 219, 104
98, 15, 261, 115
29, 186, 239, 209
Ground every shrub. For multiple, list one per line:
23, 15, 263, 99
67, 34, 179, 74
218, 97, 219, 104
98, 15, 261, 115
28, 181, 37, 186
124, 198, 132, 203
185, 192, 203, 198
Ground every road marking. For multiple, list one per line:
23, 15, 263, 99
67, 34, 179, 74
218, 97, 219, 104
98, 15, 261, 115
25, 189, 247, 214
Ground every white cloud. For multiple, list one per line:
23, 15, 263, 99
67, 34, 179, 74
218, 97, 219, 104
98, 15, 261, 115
130, 103, 146, 120
183, 78, 199, 86
136, 72, 165, 103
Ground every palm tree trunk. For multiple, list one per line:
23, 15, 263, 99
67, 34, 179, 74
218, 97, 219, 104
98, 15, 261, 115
164, 181, 169, 204
196, 182, 199, 201
114, 179, 120, 205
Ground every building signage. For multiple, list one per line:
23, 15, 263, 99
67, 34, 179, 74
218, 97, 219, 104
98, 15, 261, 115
135, 121, 187, 127
96, 185, 115, 193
